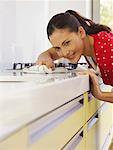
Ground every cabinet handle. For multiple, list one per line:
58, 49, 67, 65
88, 113, 98, 131
88, 93, 94, 101
62, 129, 83, 150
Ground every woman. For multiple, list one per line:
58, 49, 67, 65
36, 10, 113, 102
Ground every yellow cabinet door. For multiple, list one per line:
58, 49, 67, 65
86, 112, 99, 150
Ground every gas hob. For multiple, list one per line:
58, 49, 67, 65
0, 62, 87, 82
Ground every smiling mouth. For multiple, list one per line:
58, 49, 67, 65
67, 53, 75, 59
68, 56, 74, 59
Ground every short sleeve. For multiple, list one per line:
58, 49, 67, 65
91, 31, 113, 85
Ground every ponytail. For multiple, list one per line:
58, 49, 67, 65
47, 10, 111, 39
65, 10, 111, 34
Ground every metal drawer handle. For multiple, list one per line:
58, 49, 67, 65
88, 113, 98, 131
88, 93, 94, 101
62, 129, 83, 150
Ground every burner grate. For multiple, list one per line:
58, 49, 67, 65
12, 62, 87, 70
13, 63, 34, 70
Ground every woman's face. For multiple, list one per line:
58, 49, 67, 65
49, 28, 85, 63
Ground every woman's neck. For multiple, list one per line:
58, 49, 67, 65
83, 35, 96, 62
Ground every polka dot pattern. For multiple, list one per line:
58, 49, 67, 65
90, 31, 113, 85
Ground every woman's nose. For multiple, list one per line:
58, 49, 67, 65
62, 50, 70, 57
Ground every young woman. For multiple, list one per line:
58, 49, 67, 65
36, 10, 113, 103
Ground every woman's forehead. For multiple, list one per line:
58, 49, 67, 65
49, 29, 75, 45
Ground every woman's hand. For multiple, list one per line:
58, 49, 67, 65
35, 52, 55, 70
87, 70, 113, 103
88, 70, 102, 99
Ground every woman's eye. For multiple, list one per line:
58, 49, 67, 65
64, 41, 70, 46
55, 47, 61, 51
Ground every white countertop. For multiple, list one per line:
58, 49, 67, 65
0, 70, 89, 141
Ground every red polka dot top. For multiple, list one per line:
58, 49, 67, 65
90, 31, 113, 86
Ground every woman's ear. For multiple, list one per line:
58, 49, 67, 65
78, 26, 86, 39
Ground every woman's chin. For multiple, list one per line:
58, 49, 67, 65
68, 55, 81, 63
68, 58, 77, 63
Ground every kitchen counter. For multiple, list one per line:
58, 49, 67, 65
0, 71, 89, 141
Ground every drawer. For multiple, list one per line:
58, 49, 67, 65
87, 84, 113, 122
28, 95, 85, 150
86, 93, 102, 121
0, 95, 85, 150
86, 112, 99, 150
61, 128, 85, 150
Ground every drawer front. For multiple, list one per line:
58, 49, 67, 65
28, 95, 85, 150
0, 95, 85, 150
61, 128, 85, 150
86, 112, 99, 150
87, 93, 101, 121
0, 127, 28, 150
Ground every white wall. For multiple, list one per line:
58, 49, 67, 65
92, 0, 100, 23
0, 0, 92, 70
0, 1, 16, 69
0, 0, 48, 69
15, 1, 48, 62
48, 0, 92, 19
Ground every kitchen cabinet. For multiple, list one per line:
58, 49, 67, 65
1, 90, 112, 150
0, 73, 113, 150
0, 94, 86, 150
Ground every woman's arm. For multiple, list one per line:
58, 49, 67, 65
88, 71, 113, 103
99, 92, 113, 103
36, 47, 62, 69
